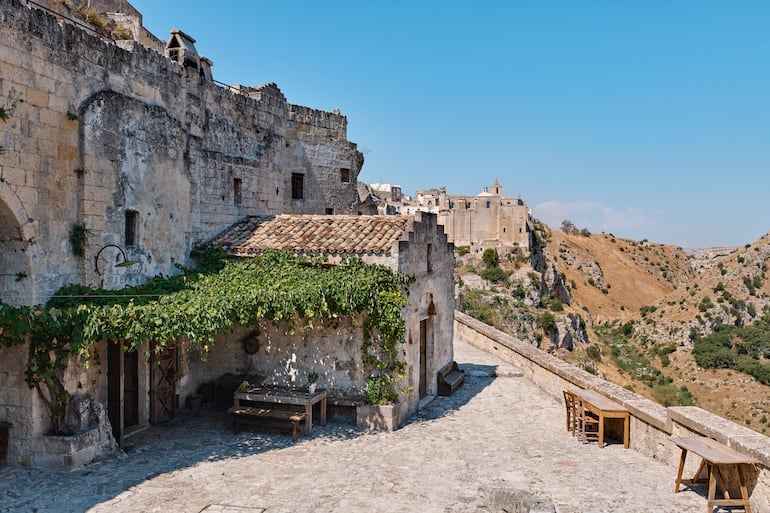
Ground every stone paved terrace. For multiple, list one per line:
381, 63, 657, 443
0, 339, 707, 513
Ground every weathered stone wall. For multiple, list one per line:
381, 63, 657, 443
0, 0, 363, 304
395, 211, 456, 422
454, 310, 770, 513
179, 319, 369, 404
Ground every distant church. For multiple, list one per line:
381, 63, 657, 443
405, 180, 533, 254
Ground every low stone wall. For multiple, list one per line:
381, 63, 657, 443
454, 311, 770, 512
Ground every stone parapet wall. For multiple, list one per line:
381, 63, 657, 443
454, 310, 770, 512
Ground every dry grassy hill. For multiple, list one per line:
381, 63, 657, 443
548, 229, 770, 432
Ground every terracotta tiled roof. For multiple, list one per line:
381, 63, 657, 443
210, 215, 412, 257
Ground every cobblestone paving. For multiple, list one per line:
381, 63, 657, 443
0, 340, 707, 513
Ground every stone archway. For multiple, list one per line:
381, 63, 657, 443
0, 195, 32, 306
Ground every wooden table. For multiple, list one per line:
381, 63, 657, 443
234, 386, 327, 435
571, 388, 629, 448
673, 436, 757, 513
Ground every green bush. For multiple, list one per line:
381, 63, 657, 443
479, 266, 508, 283
586, 345, 602, 362
482, 248, 499, 268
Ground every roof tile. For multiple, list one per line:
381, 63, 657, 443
210, 215, 412, 257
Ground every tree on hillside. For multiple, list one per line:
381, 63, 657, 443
482, 248, 499, 268
561, 219, 577, 233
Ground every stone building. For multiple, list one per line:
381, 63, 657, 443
204, 212, 456, 429
405, 181, 534, 254
0, 0, 366, 466
0, 0, 364, 306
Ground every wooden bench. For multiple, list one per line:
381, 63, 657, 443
226, 406, 306, 441
673, 436, 758, 513
437, 361, 465, 396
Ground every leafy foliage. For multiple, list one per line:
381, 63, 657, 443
0, 248, 412, 428
693, 315, 770, 385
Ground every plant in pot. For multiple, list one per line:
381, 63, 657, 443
307, 372, 319, 394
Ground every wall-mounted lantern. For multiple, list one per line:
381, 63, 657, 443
94, 244, 137, 277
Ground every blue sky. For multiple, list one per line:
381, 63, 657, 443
131, 1, 770, 248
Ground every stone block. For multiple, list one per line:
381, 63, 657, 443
26, 88, 49, 109
57, 143, 78, 161
356, 403, 400, 432
477, 485, 555, 513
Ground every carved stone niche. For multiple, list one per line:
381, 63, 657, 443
241, 330, 260, 355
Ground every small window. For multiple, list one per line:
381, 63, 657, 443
503, 227, 507, 233
486, 201, 491, 208
233, 178, 242, 206
427, 243, 433, 273
325, 208, 334, 214
125, 210, 139, 246
291, 173, 304, 200
340, 168, 350, 183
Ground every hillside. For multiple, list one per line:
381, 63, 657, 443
457, 226, 770, 434
547, 229, 770, 432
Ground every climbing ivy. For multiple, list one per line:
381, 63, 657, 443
0, 248, 412, 431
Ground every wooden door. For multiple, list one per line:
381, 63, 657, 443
419, 319, 428, 398
107, 341, 139, 445
107, 341, 123, 443
150, 344, 178, 424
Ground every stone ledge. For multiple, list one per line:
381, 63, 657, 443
668, 406, 770, 467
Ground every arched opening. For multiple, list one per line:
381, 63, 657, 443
0, 200, 30, 306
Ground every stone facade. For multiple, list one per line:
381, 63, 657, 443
0, 0, 364, 466
0, 0, 363, 305
404, 181, 534, 255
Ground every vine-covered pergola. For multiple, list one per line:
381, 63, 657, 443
0, 248, 411, 434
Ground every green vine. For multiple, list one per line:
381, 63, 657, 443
0, 248, 411, 431
68, 223, 89, 258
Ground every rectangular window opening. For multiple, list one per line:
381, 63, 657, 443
125, 210, 139, 246
234, 178, 242, 206
340, 168, 350, 183
291, 173, 304, 200
233, 178, 243, 206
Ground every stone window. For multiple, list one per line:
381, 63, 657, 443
340, 168, 350, 183
291, 173, 304, 200
125, 210, 139, 246
427, 243, 433, 273
233, 178, 242, 206
486, 201, 491, 208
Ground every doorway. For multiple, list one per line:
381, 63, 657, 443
419, 319, 429, 399
107, 341, 139, 445
150, 344, 178, 424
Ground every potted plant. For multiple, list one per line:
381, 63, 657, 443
307, 372, 319, 394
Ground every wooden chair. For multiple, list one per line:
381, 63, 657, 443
563, 390, 577, 435
575, 398, 599, 443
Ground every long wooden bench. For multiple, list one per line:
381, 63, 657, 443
673, 436, 758, 513
437, 361, 465, 396
226, 406, 306, 441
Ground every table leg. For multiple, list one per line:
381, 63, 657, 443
305, 404, 313, 436
707, 464, 717, 513
675, 448, 688, 492
736, 464, 753, 513
320, 396, 327, 426
598, 413, 605, 448
623, 413, 629, 448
